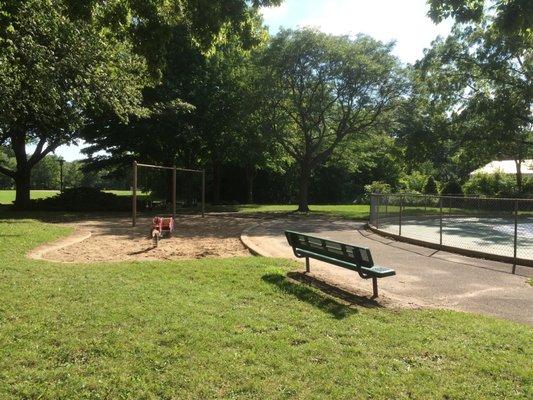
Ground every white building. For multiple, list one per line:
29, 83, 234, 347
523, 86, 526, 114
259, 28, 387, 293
470, 160, 533, 177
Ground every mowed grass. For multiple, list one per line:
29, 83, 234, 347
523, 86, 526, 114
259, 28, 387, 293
0, 189, 146, 205
0, 190, 59, 204
0, 216, 532, 398
211, 204, 371, 220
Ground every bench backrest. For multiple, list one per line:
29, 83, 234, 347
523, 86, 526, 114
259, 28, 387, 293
285, 230, 374, 268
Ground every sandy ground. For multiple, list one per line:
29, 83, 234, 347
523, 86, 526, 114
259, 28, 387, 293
35, 214, 257, 263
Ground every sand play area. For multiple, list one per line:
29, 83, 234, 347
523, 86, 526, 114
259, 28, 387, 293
29, 214, 257, 263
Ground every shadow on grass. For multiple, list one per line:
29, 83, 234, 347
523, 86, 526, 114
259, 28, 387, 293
262, 272, 380, 319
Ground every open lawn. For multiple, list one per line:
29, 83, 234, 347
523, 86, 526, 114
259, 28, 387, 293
0, 214, 531, 399
0, 190, 59, 204
211, 204, 371, 220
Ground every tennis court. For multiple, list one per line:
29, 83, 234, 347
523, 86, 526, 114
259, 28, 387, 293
370, 194, 533, 264
378, 216, 533, 260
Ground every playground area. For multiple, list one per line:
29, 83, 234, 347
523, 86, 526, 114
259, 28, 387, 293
30, 214, 252, 263
21, 210, 532, 323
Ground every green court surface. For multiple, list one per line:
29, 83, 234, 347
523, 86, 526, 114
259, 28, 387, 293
378, 216, 533, 260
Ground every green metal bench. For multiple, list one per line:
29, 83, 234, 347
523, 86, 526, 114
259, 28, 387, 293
285, 230, 395, 297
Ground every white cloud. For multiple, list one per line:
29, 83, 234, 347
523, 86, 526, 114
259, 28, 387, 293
262, 0, 453, 64
259, 3, 290, 22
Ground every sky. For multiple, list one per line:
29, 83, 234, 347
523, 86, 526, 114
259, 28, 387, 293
39, 0, 452, 162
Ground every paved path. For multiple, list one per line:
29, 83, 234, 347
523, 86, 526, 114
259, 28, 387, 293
241, 218, 533, 325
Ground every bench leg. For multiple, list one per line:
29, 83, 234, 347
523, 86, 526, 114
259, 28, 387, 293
305, 257, 310, 273
372, 277, 378, 298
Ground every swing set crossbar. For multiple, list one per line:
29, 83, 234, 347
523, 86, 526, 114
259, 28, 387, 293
132, 161, 205, 226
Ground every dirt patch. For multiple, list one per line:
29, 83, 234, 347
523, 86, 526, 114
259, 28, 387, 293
36, 214, 256, 263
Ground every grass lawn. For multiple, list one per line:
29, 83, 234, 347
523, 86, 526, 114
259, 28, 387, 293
0, 190, 59, 204
0, 215, 531, 398
210, 204, 371, 220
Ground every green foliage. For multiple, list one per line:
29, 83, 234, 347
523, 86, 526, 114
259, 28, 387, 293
399, 171, 428, 193
423, 176, 439, 195
427, 0, 532, 37
364, 181, 392, 195
260, 28, 406, 210
441, 180, 464, 196
417, 1, 532, 189
30, 155, 61, 190
463, 172, 532, 198
0, 147, 15, 189
0, 0, 149, 206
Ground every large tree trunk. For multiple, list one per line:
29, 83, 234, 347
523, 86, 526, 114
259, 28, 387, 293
14, 167, 31, 209
244, 166, 255, 204
12, 134, 32, 209
297, 166, 311, 212
515, 159, 523, 193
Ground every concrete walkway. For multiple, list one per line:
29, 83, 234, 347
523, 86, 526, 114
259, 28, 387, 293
241, 217, 533, 325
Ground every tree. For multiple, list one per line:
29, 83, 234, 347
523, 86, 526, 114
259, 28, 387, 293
0, 1, 148, 208
81, 6, 279, 203
423, 176, 439, 195
427, 0, 532, 37
260, 29, 405, 211
1, 0, 281, 208
30, 155, 61, 190
422, 0, 532, 191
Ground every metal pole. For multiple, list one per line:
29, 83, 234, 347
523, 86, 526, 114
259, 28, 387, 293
59, 159, 64, 192
439, 197, 443, 245
132, 161, 137, 227
172, 166, 176, 219
376, 194, 380, 228
513, 199, 518, 274
201, 170, 205, 218
399, 195, 403, 236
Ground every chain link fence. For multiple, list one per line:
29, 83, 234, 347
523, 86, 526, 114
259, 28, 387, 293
369, 193, 533, 267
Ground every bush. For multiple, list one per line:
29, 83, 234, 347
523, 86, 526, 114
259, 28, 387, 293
28, 187, 140, 211
399, 171, 427, 193
462, 172, 527, 198
441, 180, 464, 196
364, 181, 392, 195
423, 176, 439, 195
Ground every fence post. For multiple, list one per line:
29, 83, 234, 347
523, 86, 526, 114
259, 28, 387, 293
513, 199, 518, 274
439, 196, 443, 245
399, 195, 403, 236
375, 194, 380, 228
172, 167, 176, 219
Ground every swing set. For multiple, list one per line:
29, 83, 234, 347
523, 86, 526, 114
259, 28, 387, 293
131, 161, 206, 228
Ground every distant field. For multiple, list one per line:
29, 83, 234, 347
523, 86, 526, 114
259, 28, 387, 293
211, 204, 371, 220
0, 190, 59, 204
0, 189, 138, 204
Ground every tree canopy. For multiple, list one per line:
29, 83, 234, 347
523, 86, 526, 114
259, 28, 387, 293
260, 29, 406, 210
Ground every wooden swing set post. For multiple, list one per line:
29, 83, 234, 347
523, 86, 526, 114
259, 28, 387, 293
132, 161, 138, 227
132, 161, 205, 226
172, 166, 176, 219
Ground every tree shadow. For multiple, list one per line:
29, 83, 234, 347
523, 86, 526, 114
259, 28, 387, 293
262, 273, 371, 319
